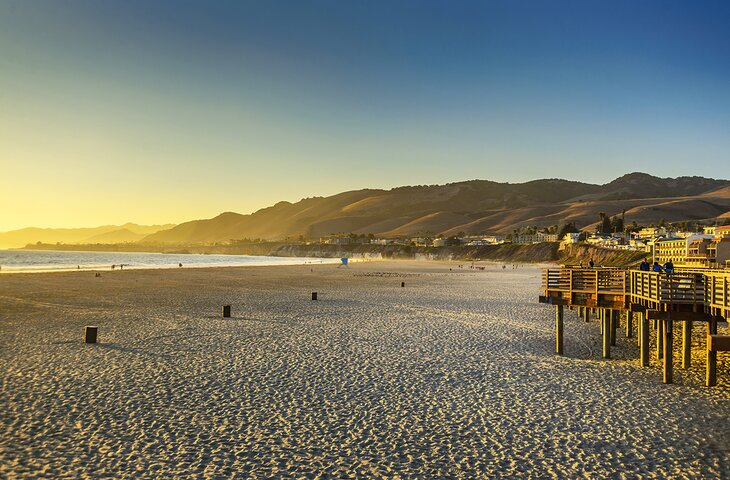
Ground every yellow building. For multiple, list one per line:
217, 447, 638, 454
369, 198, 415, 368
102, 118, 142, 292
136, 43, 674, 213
654, 238, 687, 265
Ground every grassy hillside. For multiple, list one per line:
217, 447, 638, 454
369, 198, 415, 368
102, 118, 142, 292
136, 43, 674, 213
142, 173, 729, 244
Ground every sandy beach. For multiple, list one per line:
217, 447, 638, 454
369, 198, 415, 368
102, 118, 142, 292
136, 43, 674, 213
1, 261, 728, 479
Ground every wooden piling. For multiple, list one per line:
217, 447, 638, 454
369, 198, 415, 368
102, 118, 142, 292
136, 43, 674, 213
625, 311, 633, 339
599, 309, 604, 335
84, 326, 98, 344
602, 310, 611, 359
657, 318, 664, 360
706, 319, 718, 387
640, 312, 649, 367
556, 305, 564, 355
222, 305, 231, 318
663, 318, 673, 384
312, 292, 318, 301
609, 310, 617, 347
401, 282, 405, 288
682, 320, 692, 369
583, 307, 590, 323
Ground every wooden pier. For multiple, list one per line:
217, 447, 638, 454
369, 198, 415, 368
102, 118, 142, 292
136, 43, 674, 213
539, 267, 730, 386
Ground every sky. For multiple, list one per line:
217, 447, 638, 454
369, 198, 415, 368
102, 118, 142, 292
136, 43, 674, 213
1, 0, 729, 230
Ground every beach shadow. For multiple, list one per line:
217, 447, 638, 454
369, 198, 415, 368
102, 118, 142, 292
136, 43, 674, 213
96, 342, 172, 359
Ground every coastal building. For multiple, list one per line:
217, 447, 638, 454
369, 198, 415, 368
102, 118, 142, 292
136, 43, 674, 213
654, 234, 715, 265
715, 225, 730, 238
637, 227, 667, 239
562, 233, 581, 244
515, 232, 558, 244
432, 238, 447, 247
708, 237, 730, 268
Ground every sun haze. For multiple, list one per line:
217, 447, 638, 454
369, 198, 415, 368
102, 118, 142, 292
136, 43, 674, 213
1, 0, 729, 230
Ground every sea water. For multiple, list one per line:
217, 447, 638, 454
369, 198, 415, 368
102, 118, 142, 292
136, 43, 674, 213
0, 249, 338, 273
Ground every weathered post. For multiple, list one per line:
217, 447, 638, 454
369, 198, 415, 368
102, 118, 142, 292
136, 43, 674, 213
640, 312, 649, 367
602, 309, 611, 359
222, 305, 231, 318
706, 319, 718, 387
401, 282, 405, 288
599, 309, 604, 335
556, 305, 564, 355
682, 320, 692, 369
609, 310, 617, 347
663, 317, 673, 384
85, 326, 98, 344
657, 317, 664, 360
312, 292, 318, 301
625, 311, 633, 339
583, 307, 590, 323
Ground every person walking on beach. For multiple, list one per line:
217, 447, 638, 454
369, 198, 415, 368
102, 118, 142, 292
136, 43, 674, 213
639, 259, 650, 271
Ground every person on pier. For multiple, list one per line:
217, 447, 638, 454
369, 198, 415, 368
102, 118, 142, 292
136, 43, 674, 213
663, 259, 674, 274
652, 261, 663, 273
639, 259, 650, 271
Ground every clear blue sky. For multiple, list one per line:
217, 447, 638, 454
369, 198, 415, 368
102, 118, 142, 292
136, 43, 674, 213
1, 0, 728, 229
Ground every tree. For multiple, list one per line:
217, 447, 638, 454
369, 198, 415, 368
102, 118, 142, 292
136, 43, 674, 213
557, 222, 580, 239
610, 216, 624, 233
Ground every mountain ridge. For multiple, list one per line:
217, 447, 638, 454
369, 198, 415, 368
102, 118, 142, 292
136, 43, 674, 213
143, 173, 729, 244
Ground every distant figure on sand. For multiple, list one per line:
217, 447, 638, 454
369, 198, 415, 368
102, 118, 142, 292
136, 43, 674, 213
111, 264, 115, 270
179, 263, 183, 268
588, 259, 595, 268
652, 261, 663, 273
639, 259, 650, 271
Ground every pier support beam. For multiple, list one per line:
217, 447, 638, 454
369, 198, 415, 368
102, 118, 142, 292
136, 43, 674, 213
610, 310, 617, 347
663, 318, 673, 384
555, 305, 564, 355
602, 310, 611, 359
599, 309, 604, 335
682, 320, 692, 369
583, 307, 590, 323
640, 312, 649, 367
706, 319, 718, 387
657, 318, 664, 360
625, 311, 633, 339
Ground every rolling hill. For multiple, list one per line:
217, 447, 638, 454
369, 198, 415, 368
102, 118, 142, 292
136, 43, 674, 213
0, 223, 175, 249
141, 173, 730, 244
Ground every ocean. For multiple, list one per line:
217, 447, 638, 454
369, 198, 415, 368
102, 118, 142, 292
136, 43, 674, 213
0, 249, 339, 273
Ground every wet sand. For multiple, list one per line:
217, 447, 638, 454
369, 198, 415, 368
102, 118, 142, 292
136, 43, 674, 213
1, 261, 729, 478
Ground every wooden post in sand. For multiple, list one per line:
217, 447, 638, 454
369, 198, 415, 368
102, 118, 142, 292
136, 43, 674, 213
599, 309, 604, 335
656, 318, 664, 360
640, 312, 649, 367
583, 307, 590, 323
663, 317, 673, 384
609, 310, 617, 347
222, 305, 231, 318
555, 305, 564, 355
682, 320, 692, 369
84, 326, 98, 344
401, 282, 405, 288
602, 310, 611, 359
706, 319, 718, 387
625, 311, 633, 339
312, 292, 318, 301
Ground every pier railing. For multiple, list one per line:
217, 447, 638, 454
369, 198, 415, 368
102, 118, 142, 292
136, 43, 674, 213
628, 271, 705, 310
705, 272, 730, 317
542, 267, 626, 308
542, 267, 730, 316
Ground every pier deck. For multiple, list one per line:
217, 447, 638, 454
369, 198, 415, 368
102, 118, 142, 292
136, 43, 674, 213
539, 267, 730, 386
